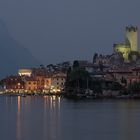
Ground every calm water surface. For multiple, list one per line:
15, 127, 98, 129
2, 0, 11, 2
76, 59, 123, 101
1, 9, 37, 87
0, 95, 140, 140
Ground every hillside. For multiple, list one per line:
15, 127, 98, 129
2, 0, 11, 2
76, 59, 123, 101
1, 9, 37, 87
0, 20, 40, 78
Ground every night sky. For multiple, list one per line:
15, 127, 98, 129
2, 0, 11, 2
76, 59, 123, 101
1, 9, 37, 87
0, 0, 140, 64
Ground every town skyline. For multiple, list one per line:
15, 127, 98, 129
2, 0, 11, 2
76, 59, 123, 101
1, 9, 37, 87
0, 20, 140, 78
1, 25, 140, 96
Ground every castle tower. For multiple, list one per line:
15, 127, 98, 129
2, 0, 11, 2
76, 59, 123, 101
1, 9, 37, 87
126, 26, 138, 52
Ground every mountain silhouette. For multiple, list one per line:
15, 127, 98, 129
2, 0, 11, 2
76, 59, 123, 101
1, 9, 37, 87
0, 20, 40, 78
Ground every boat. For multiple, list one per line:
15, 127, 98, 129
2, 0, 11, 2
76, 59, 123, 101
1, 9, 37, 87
21, 94, 26, 97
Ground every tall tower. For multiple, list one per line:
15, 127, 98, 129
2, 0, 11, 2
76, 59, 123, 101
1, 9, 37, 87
126, 26, 138, 52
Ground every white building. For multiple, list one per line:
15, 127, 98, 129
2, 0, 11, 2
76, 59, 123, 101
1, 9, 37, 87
18, 69, 32, 77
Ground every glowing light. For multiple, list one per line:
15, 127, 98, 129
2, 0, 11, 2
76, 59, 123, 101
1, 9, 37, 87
114, 44, 130, 61
16, 96, 21, 140
18, 69, 32, 76
17, 96, 21, 112
52, 95, 56, 101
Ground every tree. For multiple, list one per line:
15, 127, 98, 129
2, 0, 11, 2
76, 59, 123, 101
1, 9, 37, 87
73, 60, 79, 69
47, 64, 55, 71
65, 68, 92, 93
129, 81, 140, 92
93, 53, 98, 64
99, 61, 103, 72
121, 77, 127, 86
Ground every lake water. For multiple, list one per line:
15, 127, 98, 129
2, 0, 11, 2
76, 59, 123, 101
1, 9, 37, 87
0, 95, 140, 140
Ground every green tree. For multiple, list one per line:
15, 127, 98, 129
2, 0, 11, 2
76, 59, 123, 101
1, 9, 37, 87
65, 68, 91, 94
93, 53, 98, 64
129, 81, 140, 92
73, 60, 79, 69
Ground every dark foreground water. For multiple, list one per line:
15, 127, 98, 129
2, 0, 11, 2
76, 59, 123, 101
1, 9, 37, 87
0, 96, 140, 140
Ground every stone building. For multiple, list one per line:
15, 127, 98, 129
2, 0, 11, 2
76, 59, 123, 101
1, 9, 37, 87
114, 26, 139, 62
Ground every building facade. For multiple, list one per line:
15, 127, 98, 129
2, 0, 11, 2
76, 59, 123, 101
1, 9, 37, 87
18, 69, 32, 77
3, 76, 25, 93
51, 73, 66, 93
25, 78, 37, 93
44, 77, 52, 92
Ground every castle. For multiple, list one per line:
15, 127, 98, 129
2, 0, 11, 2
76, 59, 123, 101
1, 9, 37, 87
114, 26, 139, 62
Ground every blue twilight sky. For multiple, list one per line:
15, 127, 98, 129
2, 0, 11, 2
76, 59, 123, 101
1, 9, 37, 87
0, 0, 140, 64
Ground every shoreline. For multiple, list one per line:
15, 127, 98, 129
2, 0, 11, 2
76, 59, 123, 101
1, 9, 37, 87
1, 92, 140, 100
0, 92, 63, 97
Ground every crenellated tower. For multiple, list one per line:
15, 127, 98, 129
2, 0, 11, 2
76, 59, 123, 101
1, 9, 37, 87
126, 26, 138, 52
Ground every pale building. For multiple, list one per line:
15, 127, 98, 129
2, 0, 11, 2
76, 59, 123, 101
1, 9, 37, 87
126, 26, 138, 52
51, 73, 66, 93
18, 69, 32, 77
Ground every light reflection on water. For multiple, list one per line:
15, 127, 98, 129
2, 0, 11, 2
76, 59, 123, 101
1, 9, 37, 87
16, 96, 21, 140
0, 96, 140, 140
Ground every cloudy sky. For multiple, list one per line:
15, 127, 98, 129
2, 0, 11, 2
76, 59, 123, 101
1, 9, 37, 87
0, 0, 140, 64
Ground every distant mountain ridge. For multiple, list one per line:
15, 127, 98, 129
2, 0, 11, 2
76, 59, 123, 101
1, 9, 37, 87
0, 20, 40, 78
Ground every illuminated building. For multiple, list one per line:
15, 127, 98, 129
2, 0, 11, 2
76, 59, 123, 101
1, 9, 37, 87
126, 26, 138, 52
43, 77, 52, 93
114, 44, 130, 61
51, 73, 66, 93
3, 76, 25, 93
25, 78, 37, 93
114, 26, 139, 62
36, 76, 45, 92
18, 69, 32, 77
